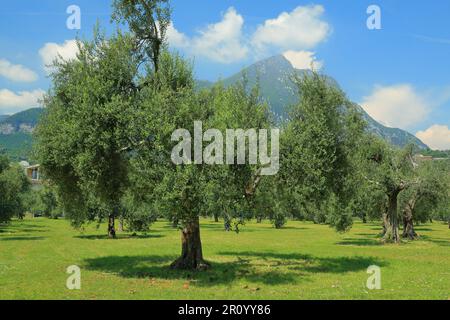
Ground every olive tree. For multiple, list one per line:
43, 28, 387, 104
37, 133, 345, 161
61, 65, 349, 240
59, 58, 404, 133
277, 72, 366, 232
127, 57, 274, 269
400, 160, 449, 238
35, 31, 141, 237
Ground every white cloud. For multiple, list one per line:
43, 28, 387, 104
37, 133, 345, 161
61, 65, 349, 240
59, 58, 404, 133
251, 5, 331, 53
167, 23, 189, 48
168, 5, 330, 64
283, 50, 323, 70
0, 59, 38, 83
0, 89, 45, 114
39, 40, 79, 72
360, 84, 430, 130
416, 125, 450, 150
168, 7, 248, 63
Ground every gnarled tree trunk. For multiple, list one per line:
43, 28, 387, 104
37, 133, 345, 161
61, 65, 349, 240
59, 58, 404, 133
402, 200, 418, 240
384, 189, 401, 243
170, 216, 210, 270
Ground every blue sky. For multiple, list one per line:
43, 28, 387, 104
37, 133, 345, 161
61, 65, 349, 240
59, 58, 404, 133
0, 0, 449, 149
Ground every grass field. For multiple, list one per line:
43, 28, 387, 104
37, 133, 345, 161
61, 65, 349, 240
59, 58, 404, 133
0, 217, 449, 300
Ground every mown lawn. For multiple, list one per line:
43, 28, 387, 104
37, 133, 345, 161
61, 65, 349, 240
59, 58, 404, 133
0, 217, 449, 300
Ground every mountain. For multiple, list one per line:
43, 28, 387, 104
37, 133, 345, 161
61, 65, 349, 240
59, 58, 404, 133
199, 55, 428, 150
0, 107, 43, 134
351, 104, 428, 149
0, 108, 43, 160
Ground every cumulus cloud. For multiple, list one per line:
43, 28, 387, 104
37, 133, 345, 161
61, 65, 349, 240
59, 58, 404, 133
416, 125, 450, 150
168, 7, 248, 63
0, 89, 45, 114
283, 50, 323, 70
168, 5, 330, 64
251, 5, 331, 53
0, 59, 38, 83
166, 23, 189, 48
360, 84, 430, 130
39, 40, 79, 72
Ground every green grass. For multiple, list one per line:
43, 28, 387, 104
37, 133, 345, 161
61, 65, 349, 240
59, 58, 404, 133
0, 218, 449, 300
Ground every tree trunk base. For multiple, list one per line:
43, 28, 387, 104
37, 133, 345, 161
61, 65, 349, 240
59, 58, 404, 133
402, 227, 419, 240
383, 191, 401, 243
383, 234, 400, 243
402, 204, 418, 241
383, 224, 401, 243
402, 231, 419, 240
170, 258, 211, 271
171, 217, 209, 270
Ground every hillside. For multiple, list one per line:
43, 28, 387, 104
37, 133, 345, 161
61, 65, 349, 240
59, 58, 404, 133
0, 132, 33, 160
0, 108, 43, 160
200, 55, 428, 150
0, 107, 43, 134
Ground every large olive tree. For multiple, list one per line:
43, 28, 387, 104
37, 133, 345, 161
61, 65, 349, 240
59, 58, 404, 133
35, 31, 141, 237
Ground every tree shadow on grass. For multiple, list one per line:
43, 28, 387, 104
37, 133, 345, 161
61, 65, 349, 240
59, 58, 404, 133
74, 233, 165, 240
83, 254, 299, 286
276, 226, 310, 231
0, 222, 47, 233
335, 238, 383, 246
218, 251, 387, 274
417, 235, 450, 247
83, 251, 386, 287
0, 236, 46, 241
429, 239, 450, 247
412, 227, 434, 232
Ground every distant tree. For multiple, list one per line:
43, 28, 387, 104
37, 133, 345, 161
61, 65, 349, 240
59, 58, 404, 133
24, 184, 61, 219
420, 149, 450, 159
399, 161, 449, 239
202, 80, 273, 232
120, 191, 158, 233
429, 160, 450, 228
23, 188, 43, 217
277, 72, 366, 232
0, 155, 29, 223
40, 185, 62, 219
